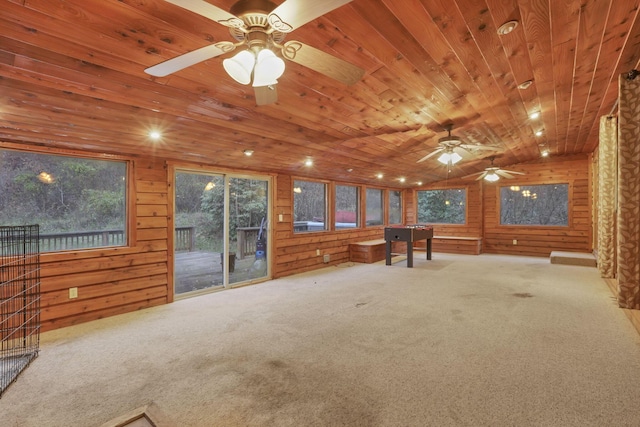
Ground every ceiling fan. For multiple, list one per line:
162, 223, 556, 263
465, 156, 525, 182
145, 0, 365, 105
416, 124, 496, 165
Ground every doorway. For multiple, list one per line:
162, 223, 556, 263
173, 172, 270, 296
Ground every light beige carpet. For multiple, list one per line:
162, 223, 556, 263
2, 253, 640, 426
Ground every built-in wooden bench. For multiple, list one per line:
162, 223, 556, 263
351, 236, 482, 263
415, 236, 482, 255
349, 239, 403, 264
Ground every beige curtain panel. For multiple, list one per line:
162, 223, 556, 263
617, 74, 640, 309
598, 115, 617, 278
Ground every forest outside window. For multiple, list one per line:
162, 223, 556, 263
335, 185, 359, 229
366, 188, 384, 226
500, 184, 569, 226
293, 179, 327, 232
416, 188, 466, 224
0, 149, 128, 252
388, 190, 402, 224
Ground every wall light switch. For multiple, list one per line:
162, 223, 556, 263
316, 249, 321, 256
69, 287, 78, 299
278, 213, 283, 222
513, 239, 518, 245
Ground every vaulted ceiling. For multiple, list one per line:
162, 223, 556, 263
1, 0, 639, 186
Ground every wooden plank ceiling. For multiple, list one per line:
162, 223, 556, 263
1, 0, 640, 186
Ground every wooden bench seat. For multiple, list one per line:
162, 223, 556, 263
349, 239, 403, 264
414, 236, 482, 255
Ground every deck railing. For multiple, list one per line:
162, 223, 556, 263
39, 227, 196, 252
236, 227, 260, 259
39, 229, 125, 252
175, 227, 196, 252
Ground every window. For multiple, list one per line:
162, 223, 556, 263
0, 149, 127, 252
366, 188, 383, 226
335, 185, 359, 229
417, 188, 466, 224
293, 179, 327, 232
388, 190, 402, 224
500, 184, 569, 226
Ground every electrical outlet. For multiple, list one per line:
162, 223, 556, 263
323, 254, 330, 263
69, 287, 78, 299
513, 239, 518, 245
316, 249, 321, 256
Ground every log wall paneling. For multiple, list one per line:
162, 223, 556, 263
272, 175, 402, 278
482, 155, 592, 257
39, 158, 170, 331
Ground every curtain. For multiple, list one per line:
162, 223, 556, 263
598, 116, 617, 278
617, 74, 640, 309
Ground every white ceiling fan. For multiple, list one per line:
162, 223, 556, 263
416, 124, 497, 165
145, 0, 365, 105
465, 156, 525, 182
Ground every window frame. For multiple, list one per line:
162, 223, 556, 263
334, 183, 360, 230
415, 187, 468, 225
292, 178, 329, 233
0, 143, 132, 253
388, 189, 403, 225
365, 187, 385, 227
497, 182, 571, 228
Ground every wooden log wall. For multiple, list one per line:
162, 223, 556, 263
39, 157, 170, 332
482, 154, 591, 256
272, 175, 398, 278
11, 145, 591, 331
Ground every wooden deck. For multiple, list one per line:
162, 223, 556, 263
174, 251, 264, 295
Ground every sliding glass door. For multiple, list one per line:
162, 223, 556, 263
173, 171, 270, 296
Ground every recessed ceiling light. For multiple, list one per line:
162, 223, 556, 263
399, 177, 406, 183
148, 130, 161, 140
497, 20, 518, 36
376, 173, 383, 179
417, 181, 423, 186
304, 158, 313, 167
535, 130, 543, 136
347, 168, 353, 172
243, 149, 254, 156
518, 80, 533, 90
541, 150, 550, 157
529, 111, 540, 120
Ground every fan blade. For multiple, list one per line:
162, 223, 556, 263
460, 144, 497, 151
254, 85, 278, 105
281, 41, 364, 85
269, 0, 352, 32
500, 169, 525, 175
417, 147, 444, 163
475, 172, 488, 181
496, 170, 515, 179
453, 147, 469, 157
145, 42, 235, 77
164, 0, 244, 28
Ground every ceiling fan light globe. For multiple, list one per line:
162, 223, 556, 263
437, 152, 452, 165
484, 172, 500, 182
450, 152, 462, 164
253, 49, 285, 86
223, 50, 255, 85
439, 151, 462, 165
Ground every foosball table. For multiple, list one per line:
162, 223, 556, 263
384, 224, 433, 268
